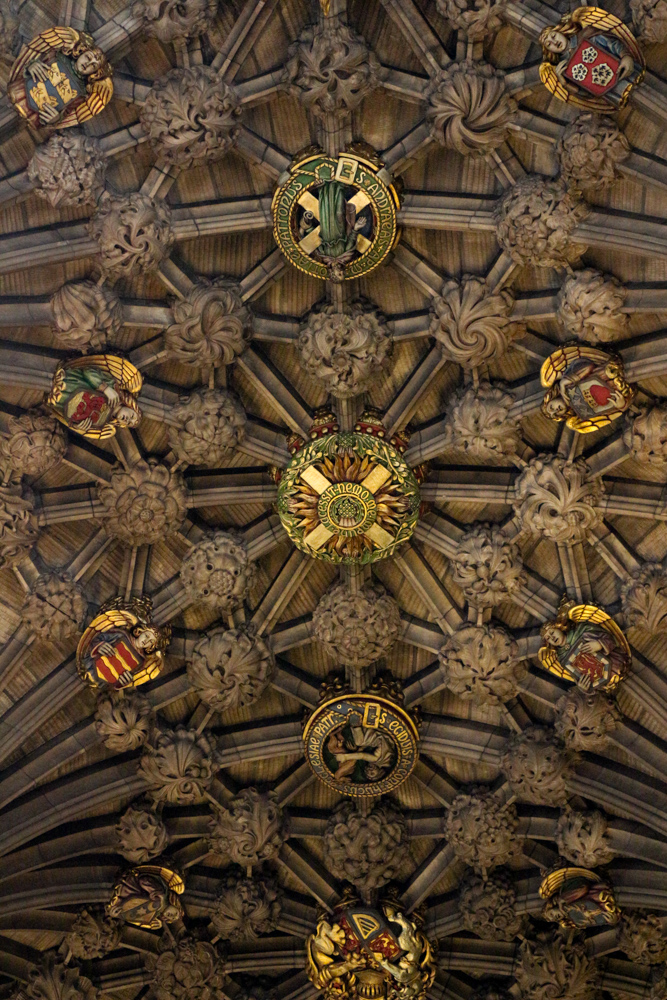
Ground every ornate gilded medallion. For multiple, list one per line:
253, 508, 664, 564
271, 147, 401, 282
276, 410, 421, 564
539, 597, 630, 692
107, 865, 184, 929
540, 344, 635, 433
540, 863, 620, 930
76, 595, 172, 689
47, 354, 143, 440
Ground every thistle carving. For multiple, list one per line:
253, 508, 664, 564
89, 192, 174, 275
208, 789, 286, 865
443, 382, 520, 458
187, 626, 275, 712
297, 301, 392, 398
429, 276, 519, 368
312, 581, 401, 667
495, 176, 590, 268
169, 388, 247, 466
500, 726, 577, 805
145, 935, 228, 1000
624, 404, 667, 465
0, 410, 67, 478
211, 871, 282, 942
438, 623, 526, 705
21, 572, 86, 641
459, 870, 527, 941
28, 133, 106, 208
131, 0, 218, 41
444, 786, 520, 873
50, 281, 123, 353
556, 807, 615, 867
554, 688, 619, 751
180, 531, 256, 611
25, 955, 97, 1000
140, 727, 218, 805
621, 561, 667, 634
556, 269, 628, 344
631, 0, 667, 43
98, 459, 188, 545
436, 0, 508, 39
557, 114, 630, 192
116, 803, 169, 863
165, 279, 251, 368
515, 932, 600, 1000
95, 688, 153, 752
0, 483, 39, 568
323, 800, 408, 892
425, 62, 517, 156
450, 523, 526, 606
618, 911, 667, 964
65, 908, 121, 960
513, 455, 603, 545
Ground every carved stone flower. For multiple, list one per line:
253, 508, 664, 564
285, 19, 384, 117
443, 382, 520, 458
98, 459, 188, 545
459, 870, 526, 941
180, 531, 256, 611
554, 688, 619, 752
513, 455, 603, 545
495, 176, 590, 268
436, 0, 507, 38
211, 872, 282, 942
21, 572, 86, 641
26, 954, 97, 1000
624, 405, 667, 465
65, 908, 121, 960
556, 807, 615, 867
631, 0, 667, 43
50, 281, 123, 353
297, 301, 392, 398
312, 581, 401, 667
140, 727, 218, 805
429, 276, 519, 368
89, 192, 174, 275
165, 279, 251, 368
208, 788, 286, 865
145, 936, 228, 1000
169, 388, 247, 466
141, 67, 242, 167
557, 268, 628, 344
438, 623, 525, 704
500, 726, 577, 805
619, 912, 667, 965
0, 410, 67, 478
557, 115, 630, 192
451, 523, 525, 606
621, 561, 667, 635
28, 133, 106, 208
95, 688, 153, 752
425, 61, 516, 156
132, 0, 218, 41
515, 932, 600, 1000
187, 626, 275, 712
444, 786, 520, 872
0, 483, 39, 568
324, 800, 408, 892
116, 803, 169, 862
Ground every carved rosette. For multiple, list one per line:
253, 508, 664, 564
323, 800, 408, 892
500, 726, 576, 805
89, 192, 174, 275
619, 912, 667, 964
116, 804, 169, 863
98, 460, 188, 545
65, 909, 121, 960
438, 623, 526, 705
297, 301, 392, 398
132, 0, 218, 41
141, 68, 242, 167
436, 0, 507, 38
145, 936, 228, 1000
0, 410, 67, 478
165, 279, 251, 367
459, 870, 527, 941
50, 281, 123, 354
95, 688, 153, 752
554, 688, 619, 752
621, 561, 667, 634
21, 572, 86, 641
187, 626, 275, 712
208, 789, 286, 865
28, 133, 106, 208
211, 871, 282, 942
0, 483, 39, 568
624, 405, 667, 465
444, 786, 520, 872
140, 727, 218, 805
451, 523, 526, 606
169, 388, 247, 466
557, 115, 631, 192
515, 932, 600, 1000
556, 807, 616, 867
429, 276, 519, 368
631, 0, 667, 43
557, 269, 628, 344
285, 19, 384, 117
495, 177, 590, 268
312, 581, 401, 666
26, 955, 97, 1000
425, 61, 517, 156
180, 531, 256, 611
443, 382, 520, 458
513, 455, 603, 545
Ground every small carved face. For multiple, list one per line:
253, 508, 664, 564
328, 262, 346, 283
75, 48, 105, 76
543, 29, 568, 54
544, 396, 570, 419
134, 626, 160, 652
116, 406, 140, 427
543, 624, 567, 647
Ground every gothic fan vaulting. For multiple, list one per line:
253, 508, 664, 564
5, 0, 667, 999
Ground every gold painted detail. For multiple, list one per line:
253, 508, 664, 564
540, 343, 635, 433
107, 865, 184, 930
539, 596, 630, 692
539, 864, 621, 930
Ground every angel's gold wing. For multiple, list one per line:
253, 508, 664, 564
76, 609, 140, 681
539, 60, 615, 113
59, 75, 114, 128
575, 6, 645, 66
568, 602, 631, 657
565, 413, 615, 433
8, 27, 81, 86
540, 345, 617, 388
66, 355, 143, 395
538, 644, 570, 681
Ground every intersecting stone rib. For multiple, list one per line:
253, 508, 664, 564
400, 193, 496, 231
578, 211, 667, 261
412, 756, 459, 804
236, 69, 285, 105
420, 715, 508, 765
271, 615, 313, 653
558, 541, 592, 604
172, 197, 273, 238
381, 67, 429, 102
187, 469, 276, 506
421, 469, 516, 504
401, 843, 456, 911
240, 249, 286, 301
383, 346, 447, 436
394, 545, 463, 633
237, 346, 311, 437
251, 550, 314, 634
93, 4, 143, 59
211, 0, 281, 78
0, 222, 97, 276
216, 716, 303, 768
112, 73, 152, 105
392, 244, 443, 297
235, 126, 292, 179
243, 511, 288, 561
379, 0, 449, 74
382, 123, 434, 175
272, 659, 320, 708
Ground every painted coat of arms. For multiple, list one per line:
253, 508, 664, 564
540, 344, 635, 433
539, 598, 630, 692
107, 865, 184, 929
540, 864, 621, 929
47, 355, 142, 440
76, 596, 171, 689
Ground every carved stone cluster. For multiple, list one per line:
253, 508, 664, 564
556, 807, 616, 867
429, 276, 519, 368
624, 405, 667, 465
187, 626, 275, 712
140, 727, 218, 805
324, 800, 407, 892
443, 382, 520, 458
65, 908, 121, 960
450, 523, 525, 606
169, 388, 247, 466
631, 0, 667, 43
436, 0, 508, 38
0, 410, 67, 478
0, 483, 39, 568
621, 561, 667, 635
132, 0, 218, 41
116, 803, 169, 862
554, 689, 619, 752
515, 932, 600, 1000
556, 268, 628, 344
208, 789, 286, 865
285, 19, 383, 117
28, 133, 106, 209
141, 68, 242, 167
211, 871, 282, 941
495, 176, 590, 268
95, 688, 153, 752
500, 726, 576, 805
438, 623, 525, 705
619, 912, 667, 965
89, 192, 174, 275
145, 936, 228, 1000
21, 572, 86, 641
165, 279, 251, 367
459, 870, 526, 941
513, 456, 603, 545
98, 459, 188, 545
297, 301, 392, 398
50, 281, 123, 353
557, 115, 630, 192
312, 581, 401, 667
25, 954, 97, 1000
444, 786, 520, 872
180, 531, 256, 611
425, 61, 516, 156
